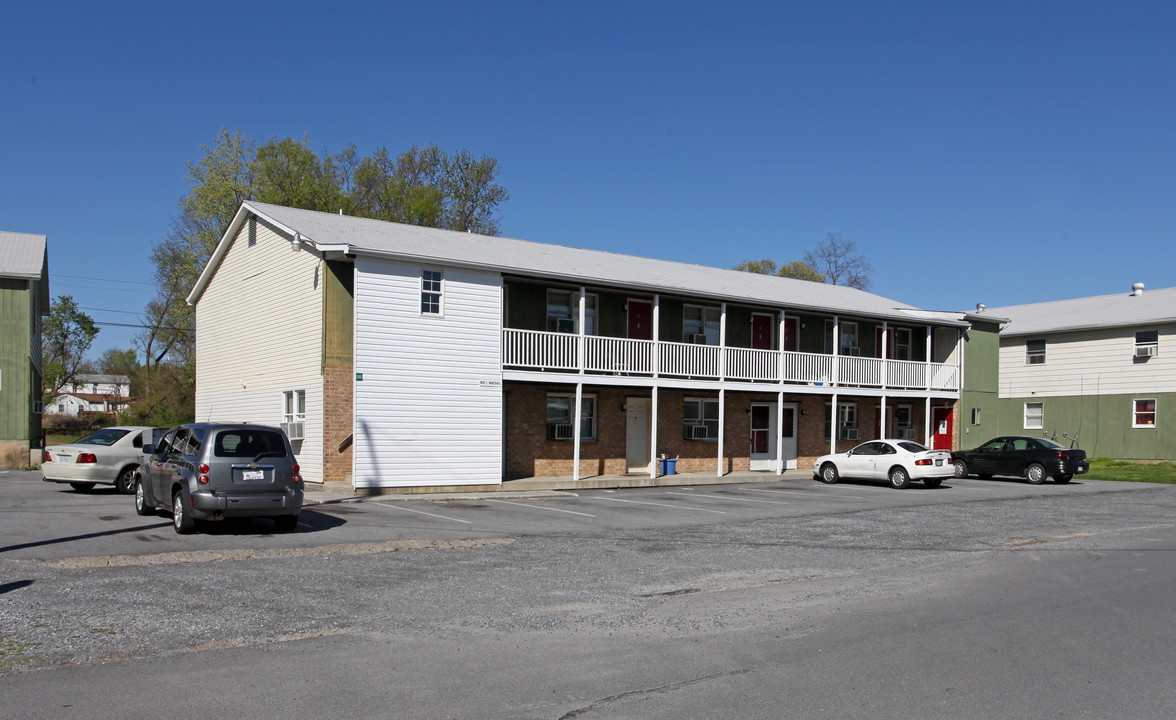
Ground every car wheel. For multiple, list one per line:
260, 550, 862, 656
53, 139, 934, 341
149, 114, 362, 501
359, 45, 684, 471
924, 477, 943, 489
116, 467, 137, 495
172, 491, 195, 534
952, 459, 968, 478
134, 479, 152, 516
889, 466, 911, 489
1054, 474, 1073, 484
1026, 463, 1046, 484
69, 482, 95, 493
820, 463, 840, 484
273, 515, 299, 532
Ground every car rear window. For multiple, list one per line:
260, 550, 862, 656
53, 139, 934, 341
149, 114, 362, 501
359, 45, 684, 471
77, 428, 131, 446
213, 430, 288, 459
897, 441, 930, 453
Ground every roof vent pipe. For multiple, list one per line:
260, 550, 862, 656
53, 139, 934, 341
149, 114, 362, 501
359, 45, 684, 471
975, 303, 985, 312
1132, 282, 1145, 296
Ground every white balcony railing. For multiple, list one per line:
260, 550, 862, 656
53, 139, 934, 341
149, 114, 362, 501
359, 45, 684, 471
501, 328, 961, 391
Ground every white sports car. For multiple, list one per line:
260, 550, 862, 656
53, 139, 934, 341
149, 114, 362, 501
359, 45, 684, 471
42, 426, 159, 494
814, 439, 954, 489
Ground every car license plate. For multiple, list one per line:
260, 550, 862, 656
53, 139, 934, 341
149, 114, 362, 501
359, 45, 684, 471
242, 470, 264, 481
935, 459, 943, 466
1076, 466, 1087, 473
58, 455, 69, 463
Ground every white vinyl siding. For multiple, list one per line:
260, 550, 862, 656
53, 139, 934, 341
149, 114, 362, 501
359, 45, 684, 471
353, 258, 502, 488
193, 218, 325, 483
999, 324, 1176, 398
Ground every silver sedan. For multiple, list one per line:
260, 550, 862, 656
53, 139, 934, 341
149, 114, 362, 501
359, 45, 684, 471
42, 426, 158, 494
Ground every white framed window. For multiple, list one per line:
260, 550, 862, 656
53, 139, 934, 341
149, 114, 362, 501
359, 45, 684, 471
282, 390, 306, 440
1133, 399, 1156, 428
893, 328, 912, 361
1026, 339, 1046, 365
546, 393, 596, 441
683, 397, 720, 440
894, 405, 913, 438
1134, 330, 1158, 358
421, 270, 443, 315
824, 402, 858, 441
824, 320, 860, 355
1024, 402, 1043, 430
683, 305, 721, 345
546, 289, 596, 334
971, 407, 981, 425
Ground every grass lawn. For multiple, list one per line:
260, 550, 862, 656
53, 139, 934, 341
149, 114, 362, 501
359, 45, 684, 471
1086, 458, 1176, 484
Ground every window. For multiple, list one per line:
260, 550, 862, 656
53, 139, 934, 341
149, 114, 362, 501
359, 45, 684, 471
283, 390, 306, 440
1026, 339, 1046, 365
1134, 330, 1158, 358
1134, 399, 1156, 428
971, 408, 981, 425
825, 402, 858, 441
1024, 402, 1043, 430
421, 270, 443, 315
683, 397, 720, 440
546, 393, 596, 441
683, 305, 721, 345
893, 328, 912, 361
824, 320, 860, 355
546, 289, 596, 334
894, 405, 913, 438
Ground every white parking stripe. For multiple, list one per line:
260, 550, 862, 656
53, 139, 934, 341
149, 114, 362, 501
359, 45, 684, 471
745, 488, 864, 500
664, 491, 788, 505
374, 502, 472, 524
485, 499, 596, 517
591, 497, 727, 514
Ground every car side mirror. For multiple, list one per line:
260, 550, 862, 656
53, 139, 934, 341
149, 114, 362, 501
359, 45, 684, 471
143, 443, 155, 456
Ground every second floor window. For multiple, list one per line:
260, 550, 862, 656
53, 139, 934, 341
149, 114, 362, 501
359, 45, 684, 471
421, 270, 443, 315
1026, 339, 1046, 365
546, 290, 596, 334
683, 305, 721, 345
1134, 330, 1158, 358
893, 328, 912, 360
824, 321, 860, 355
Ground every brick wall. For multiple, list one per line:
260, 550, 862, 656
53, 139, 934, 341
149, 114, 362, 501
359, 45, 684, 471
322, 365, 353, 484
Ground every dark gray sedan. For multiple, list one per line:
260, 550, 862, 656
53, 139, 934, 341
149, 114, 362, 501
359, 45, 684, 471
952, 436, 1089, 484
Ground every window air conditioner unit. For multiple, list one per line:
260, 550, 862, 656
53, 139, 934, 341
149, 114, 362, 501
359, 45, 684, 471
281, 422, 305, 441
845, 347, 862, 356
1135, 345, 1158, 358
900, 428, 916, 439
839, 427, 859, 441
689, 333, 709, 345
555, 318, 575, 334
686, 424, 710, 440
548, 423, 574, 440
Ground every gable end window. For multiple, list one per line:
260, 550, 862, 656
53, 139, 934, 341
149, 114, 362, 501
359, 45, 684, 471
421, 270, 443, 315
1026, 339, 1046, 365
1134, 330, 1158, 358
1133, 399, 1156, 428
1024, 402, 1043, 430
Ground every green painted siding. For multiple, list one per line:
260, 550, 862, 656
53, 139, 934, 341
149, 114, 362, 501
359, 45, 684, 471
505, 282, 547, 330
997, 392, 1176, 460
726, 306, 753, 348
596, 291, 628, 338
322, 260, 354, 368
0, 279, 34, 442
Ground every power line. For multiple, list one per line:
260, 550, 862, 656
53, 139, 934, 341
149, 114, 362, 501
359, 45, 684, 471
52, 273, 155, 286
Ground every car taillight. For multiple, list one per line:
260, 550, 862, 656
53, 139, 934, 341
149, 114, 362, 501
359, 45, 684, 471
292, 463, 302, 483
77, 453, 96, 464
915, 459, 933, 466
1055, 451, 1069, 460
43, 449, 52, 462
198, 463, 210, 485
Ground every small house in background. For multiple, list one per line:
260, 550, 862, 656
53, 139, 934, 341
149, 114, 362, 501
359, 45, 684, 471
45, 373, 133, 417
0, 231, 49, 468
983, 284, 1175, 460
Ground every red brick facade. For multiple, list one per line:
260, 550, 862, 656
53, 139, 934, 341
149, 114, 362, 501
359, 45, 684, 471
322, 365, 354, 483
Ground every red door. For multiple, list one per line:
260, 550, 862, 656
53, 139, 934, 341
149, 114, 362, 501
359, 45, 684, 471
875, 327, 894, 358
752, 314, 773, 350
628, 300, 652, 340
783, 317, 799, 352
931, 407, 953, 450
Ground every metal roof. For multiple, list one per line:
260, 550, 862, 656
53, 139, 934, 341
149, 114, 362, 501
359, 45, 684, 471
190, 202, 967, 326
0, 231, 48, 278
989, 286, 1176, 337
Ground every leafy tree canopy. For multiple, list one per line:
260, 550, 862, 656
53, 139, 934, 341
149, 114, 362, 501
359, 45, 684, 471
42, 295, 98, 401
736, 233, 871, 288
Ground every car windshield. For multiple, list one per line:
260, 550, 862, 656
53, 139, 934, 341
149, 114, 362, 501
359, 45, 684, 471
214, 430, 288, 459
75, 428, 131, 446
897, 441, 930, 453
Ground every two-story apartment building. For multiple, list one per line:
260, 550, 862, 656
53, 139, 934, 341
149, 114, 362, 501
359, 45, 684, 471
986, 284, 1175, 460
0, 231, 49, 467
189, 202, 974, 489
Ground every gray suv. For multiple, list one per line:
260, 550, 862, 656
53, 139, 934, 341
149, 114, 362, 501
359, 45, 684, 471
136, 423, 304, 534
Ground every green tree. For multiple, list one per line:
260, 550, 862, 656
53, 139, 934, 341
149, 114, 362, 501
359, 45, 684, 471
734, 259, 779, 275
42, 296, 99, 401
735, 258, 825, 283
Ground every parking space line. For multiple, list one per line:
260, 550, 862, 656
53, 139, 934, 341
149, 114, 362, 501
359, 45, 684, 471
591, 497, 727, 513
665, 491, 788, 505
745, 488, 864, 499
485, 499, 596, 517
374, 502, 472, 524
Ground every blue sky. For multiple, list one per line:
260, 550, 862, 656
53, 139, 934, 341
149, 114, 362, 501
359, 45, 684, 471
3, 1, 1173, 359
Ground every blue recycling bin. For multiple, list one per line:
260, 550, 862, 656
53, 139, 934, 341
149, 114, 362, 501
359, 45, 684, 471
659, 457, 678, 475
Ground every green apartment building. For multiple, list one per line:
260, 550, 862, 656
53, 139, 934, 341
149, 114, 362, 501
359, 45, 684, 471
0, 232, 49, 467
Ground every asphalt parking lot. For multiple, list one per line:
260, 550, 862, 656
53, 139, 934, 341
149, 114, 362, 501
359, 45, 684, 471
0, 467, 1155, 562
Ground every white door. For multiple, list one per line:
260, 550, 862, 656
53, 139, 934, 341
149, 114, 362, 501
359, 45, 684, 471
780, 403, 798, 470
749, 403, 776, 471
626, 398, 652, 473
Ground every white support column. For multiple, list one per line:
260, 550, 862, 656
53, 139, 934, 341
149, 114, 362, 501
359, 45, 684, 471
778, 310, 787, 383
832, 315, 840, 386
573, 383, 583, 482
717, 387, 725, 477
925, 326, 933, 390
830, 392, 839, 455
577, 287, 587, 375
652, 295, 661, 378
776, 390, 785, 475
881, 321, 889, 389
649, 385, 659, 479
719, 303, 727, 381
925, 396, 932, 447
880, 395, 888, 438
